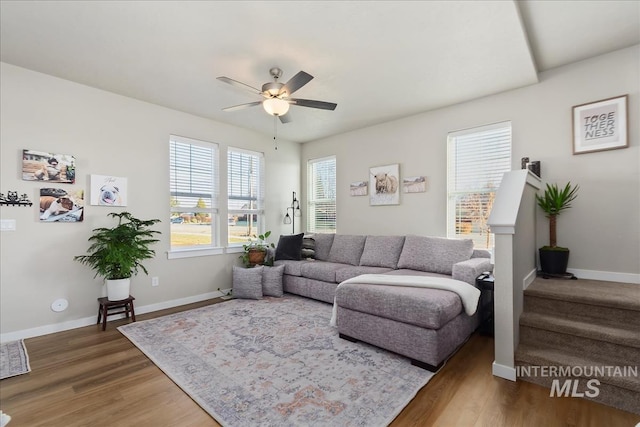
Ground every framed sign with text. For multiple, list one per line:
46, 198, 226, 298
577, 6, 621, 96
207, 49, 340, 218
572, 95, 628, 155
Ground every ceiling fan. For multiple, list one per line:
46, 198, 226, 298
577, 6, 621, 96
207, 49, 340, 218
217, 67, 337, 123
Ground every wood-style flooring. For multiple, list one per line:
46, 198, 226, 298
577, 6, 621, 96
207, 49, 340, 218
1, 298, 638, 427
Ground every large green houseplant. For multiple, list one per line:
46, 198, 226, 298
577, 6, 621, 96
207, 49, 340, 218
240, 230, 274, 267
75, 212, 161, 300
535, 182, 579, 275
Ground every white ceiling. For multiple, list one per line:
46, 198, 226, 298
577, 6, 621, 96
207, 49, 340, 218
1, 1, 638, 143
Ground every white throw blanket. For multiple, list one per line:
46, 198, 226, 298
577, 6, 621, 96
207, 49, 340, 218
330, 274, 481, 327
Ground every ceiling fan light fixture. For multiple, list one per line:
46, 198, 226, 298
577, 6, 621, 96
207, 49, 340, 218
263, 98, 290, 116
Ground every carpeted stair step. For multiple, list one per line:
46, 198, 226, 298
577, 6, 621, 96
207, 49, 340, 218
516, 344, 640, 415
523, 278, 640, 317
520, 311, 640, 349
519, 324, 639, 368
523, 295, 640, 328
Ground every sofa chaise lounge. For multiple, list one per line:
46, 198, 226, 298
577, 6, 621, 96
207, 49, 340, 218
274, 234, 493, 370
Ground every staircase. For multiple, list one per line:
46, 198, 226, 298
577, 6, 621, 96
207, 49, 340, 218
515, 277, 640, 415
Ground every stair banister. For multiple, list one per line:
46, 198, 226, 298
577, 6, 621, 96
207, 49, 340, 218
487, 169, 541, 381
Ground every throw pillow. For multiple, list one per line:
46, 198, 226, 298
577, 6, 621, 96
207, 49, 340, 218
262, 264, 285, 297
301, 235, 316, 259
275, 233, 304, 261
232, 265, 264, 299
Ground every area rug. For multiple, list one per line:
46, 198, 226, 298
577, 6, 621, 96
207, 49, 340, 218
119, 295, 434, 426
0, 339, 31, 380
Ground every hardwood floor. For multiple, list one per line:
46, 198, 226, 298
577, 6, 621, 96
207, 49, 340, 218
1, 298, 638, 427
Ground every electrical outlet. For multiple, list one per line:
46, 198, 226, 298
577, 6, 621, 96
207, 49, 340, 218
152, 277, 159, 287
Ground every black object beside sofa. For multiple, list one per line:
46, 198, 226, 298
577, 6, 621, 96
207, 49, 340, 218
273, 233, 493, 371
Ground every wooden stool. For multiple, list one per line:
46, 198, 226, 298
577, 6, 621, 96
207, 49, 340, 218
97, 296, 136, 331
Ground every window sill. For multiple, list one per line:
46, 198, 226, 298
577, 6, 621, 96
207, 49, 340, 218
167, 247, 225, 259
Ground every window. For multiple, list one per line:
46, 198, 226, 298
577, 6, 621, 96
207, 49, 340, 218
447, 122, 511, 249
307, 156, 336, 233
228, 147, 265, 245
169, 135, 219, 252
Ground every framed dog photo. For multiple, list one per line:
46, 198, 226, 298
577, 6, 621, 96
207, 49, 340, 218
22, 149, 76, 183
572, 95, 628, 155
39, 188, 84, 222
90, 175, 127, 206
370, 163, 400, 206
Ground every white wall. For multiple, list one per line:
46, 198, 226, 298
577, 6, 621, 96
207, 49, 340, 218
0, 63, 300, 338
302, 46, 639, 279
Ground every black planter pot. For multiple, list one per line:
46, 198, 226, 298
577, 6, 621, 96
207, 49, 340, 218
539, 248, 570, 275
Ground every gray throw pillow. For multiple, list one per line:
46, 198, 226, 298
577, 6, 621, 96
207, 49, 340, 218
312, 233, 335, 261
232, 265, 264, 299
262, 264, 285, 297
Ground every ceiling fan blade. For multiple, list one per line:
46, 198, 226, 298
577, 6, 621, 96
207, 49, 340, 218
281, 71, 313, 96
279, 113, 292, 124
217, 76, 263, 96
222, 101, 262, 112
289, 98, 337, 111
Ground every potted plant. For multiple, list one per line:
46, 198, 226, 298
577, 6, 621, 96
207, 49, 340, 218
240, 230, 275, 267
535, 182, 579, 276
74, 212, 161, 300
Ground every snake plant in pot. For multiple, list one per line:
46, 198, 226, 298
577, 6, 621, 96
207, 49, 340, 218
535, 182, 579, 275
75, 212, 161, 300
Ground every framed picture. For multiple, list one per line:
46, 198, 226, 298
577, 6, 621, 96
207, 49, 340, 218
350, 181, 368, 196
90, 175, 128, 206
369, 164, 400, 206
22, 149, 76, 183
39, 188, 84, 222
403, 176, 427, 193
572, 95, 628, 154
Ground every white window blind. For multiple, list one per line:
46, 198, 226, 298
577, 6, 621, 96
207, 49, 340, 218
228, 147, 265, 245
307, 156, 336, 233
447, 122, 511, 249
169, 135, 219, 250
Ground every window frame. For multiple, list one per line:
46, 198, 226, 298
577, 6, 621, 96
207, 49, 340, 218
168, 134, 220, 258
446, 121, 512, 250
227, 147, 265, 247
307, 155, 337, 233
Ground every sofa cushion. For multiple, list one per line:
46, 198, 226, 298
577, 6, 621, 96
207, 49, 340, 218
232, 265, 263, 299
335, 266, 393, 283
273, 260, 309, 276
327, 235, 367, 266
312, 233, 335, 261
359, 235, 405, 269
275, 233, 304, 261
262, 265, 285, 297
382, 269, 452, 280
396, 235, 474, 275
300, 262, 347, 283
335, 282, 463, 329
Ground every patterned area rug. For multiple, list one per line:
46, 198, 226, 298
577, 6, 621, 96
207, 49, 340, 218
119, 295, 434, 426
0, 339, 31, 380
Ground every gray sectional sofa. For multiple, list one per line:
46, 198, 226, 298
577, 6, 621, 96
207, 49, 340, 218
274, 234, 493, 371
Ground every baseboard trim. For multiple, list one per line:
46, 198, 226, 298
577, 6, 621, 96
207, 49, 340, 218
492, 362, 516, 381
523, 268, 537, 290
567, 268, 640, 284
0, 290, 227, 343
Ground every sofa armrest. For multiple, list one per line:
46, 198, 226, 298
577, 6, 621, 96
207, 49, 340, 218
452, 258, 493, 286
